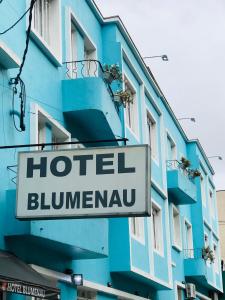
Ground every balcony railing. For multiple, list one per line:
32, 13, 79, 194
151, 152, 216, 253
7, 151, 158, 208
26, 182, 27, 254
183, 248, 203, 260
63, 59, 114, 96
166, 160, 189, 177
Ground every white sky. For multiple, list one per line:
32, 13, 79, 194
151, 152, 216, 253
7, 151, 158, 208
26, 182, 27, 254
95, 0, 225, 190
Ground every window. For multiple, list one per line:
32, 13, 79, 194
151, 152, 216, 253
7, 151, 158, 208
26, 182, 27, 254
77, 288, 96, 300
172, 205, 182, 249
200, 174, 206, 206
167, 134, 176, 161
147, 112, 158, 160
32, 0, 61, 61
204, 233, 211, 267
152, 203, 163, 254
31, 104, 71, 150
130, 217, 144, 243
209, 189, 215, 218
33, 0, 50, 44
125, 79, 138, 136
177, 287, 183, 300
213, 244, 219, 273
84, 38, 96, 77
184, 220, 193, 257
204, 233, 209, 247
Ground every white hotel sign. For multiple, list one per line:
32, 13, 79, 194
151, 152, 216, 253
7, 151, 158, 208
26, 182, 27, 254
17, 145, 150, 219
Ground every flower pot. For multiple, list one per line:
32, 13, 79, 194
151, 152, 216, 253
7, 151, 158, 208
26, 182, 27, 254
103, 71, 114, 84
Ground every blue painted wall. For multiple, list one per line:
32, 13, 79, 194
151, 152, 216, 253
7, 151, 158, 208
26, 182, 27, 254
0, 1, 222, 300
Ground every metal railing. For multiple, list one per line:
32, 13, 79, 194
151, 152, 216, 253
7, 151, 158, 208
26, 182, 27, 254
183, 248, 203, 260
63, 59, 117, 108
166, 159, 190, 177
63, 59, 103, 79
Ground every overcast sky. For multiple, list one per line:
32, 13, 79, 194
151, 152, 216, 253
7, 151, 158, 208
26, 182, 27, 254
95, 0, 225, 190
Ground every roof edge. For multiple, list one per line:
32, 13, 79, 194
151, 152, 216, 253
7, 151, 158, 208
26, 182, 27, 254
88, 0, 215, 176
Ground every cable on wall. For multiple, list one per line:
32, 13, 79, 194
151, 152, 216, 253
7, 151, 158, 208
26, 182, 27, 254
0, 5, 32, 35
9, 0, 36, 132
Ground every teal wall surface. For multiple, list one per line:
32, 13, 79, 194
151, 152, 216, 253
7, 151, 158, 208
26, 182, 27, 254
0, 1, 222, 300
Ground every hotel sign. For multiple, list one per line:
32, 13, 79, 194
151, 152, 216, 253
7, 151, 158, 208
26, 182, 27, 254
0, 281, 45, 298
17, 145, 150, 219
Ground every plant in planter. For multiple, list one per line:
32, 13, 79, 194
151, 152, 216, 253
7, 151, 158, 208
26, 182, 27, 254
103, 64, 122, 84
189, 169, 201, 179
180, 157, 191, 170
202, 246, 215, 263
114, 90, 133, 107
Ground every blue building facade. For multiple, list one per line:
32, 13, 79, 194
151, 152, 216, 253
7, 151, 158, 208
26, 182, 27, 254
0, 1, 223, 300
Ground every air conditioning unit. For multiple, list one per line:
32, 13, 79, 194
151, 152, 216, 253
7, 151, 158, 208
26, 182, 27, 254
185, 283, 196, 299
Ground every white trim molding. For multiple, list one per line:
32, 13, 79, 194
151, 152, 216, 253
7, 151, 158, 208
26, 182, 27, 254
30, 265, 152, 300
0, 39, 21, 69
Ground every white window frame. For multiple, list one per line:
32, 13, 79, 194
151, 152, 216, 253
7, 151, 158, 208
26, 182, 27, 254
184, 219, 193, 257
204, 232, 211, 267
172, 204, 182, 251
152, 200, 164, 256
175, 282, 185, 300
67, 8, 97, 78
213, 243, 219, 274
31, 0, 62, 64
166, 131, 177, 161
130, 217, 145, 244
209, 188, 215, 219
177, 287, 183, 300
84, 38, 97, 77
124, 75, 139, 139
200, 169, 207, 206
204, 232, 209, 247
146, 110, 158, 162
30, 103, 71, 150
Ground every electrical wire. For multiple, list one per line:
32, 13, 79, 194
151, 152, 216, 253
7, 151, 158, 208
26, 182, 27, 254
10, 0, 36, 132
14, 0, 36, 83
0, 6, 31, 35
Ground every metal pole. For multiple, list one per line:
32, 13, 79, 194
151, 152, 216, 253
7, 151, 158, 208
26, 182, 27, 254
0, 138, 128, 150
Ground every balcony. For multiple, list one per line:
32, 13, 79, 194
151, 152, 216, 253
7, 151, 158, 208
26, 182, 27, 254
183, 248, 212, 288
62, 60, 122, 146
166, 160, 197, 205
5, 190, 108, 261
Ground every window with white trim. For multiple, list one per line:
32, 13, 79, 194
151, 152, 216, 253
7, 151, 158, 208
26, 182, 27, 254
125, 79, 138, 136
70, 22, 77, 69
204, 233, 209, 247
84, 38, 96, 77
167, 133, 176, 161
204, 233, 211, 267
152, 203, 163, 254
200, 173, 206, 205
77, 288, 96, 300
213, 243, 219, 273
32, 0, 61, 59
130, 217, 144, 243
184, 220, 193, 257
177, 287, 183, 300
147, 111, 158, 160
209, 188, 215, 218
31, 104, 71, 150
172, 205, 182, 249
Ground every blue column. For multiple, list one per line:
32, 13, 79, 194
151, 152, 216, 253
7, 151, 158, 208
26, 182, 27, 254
58, 282, 77, 300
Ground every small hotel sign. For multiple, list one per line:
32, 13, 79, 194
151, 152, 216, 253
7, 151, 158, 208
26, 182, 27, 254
0, 282, 45, 298
17, 145, 150, 219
